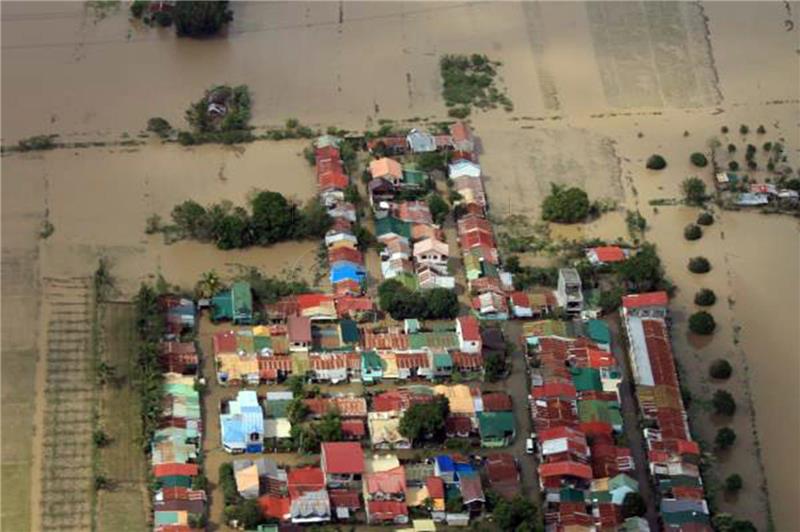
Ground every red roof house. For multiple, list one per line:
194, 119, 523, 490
538, 461, 593, 480
153, 463, 199, 478
258, 495, 291, 521
481, 392, 512, 412
621, 291, 669, 309
321, 442, 364, 476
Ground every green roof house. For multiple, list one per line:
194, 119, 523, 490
401, 167, 428, 188
212, 281, 253, 324
375, 216, 411, 242
339, 319, 360, 345
361, 350, 384, 384
586, 319, 611, 348
577, 399, 623, 431
477, 411, 515, 448
571, 367, 603, 392
432, 352, 453, 377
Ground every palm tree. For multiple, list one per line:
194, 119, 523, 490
196, 270, 221, 299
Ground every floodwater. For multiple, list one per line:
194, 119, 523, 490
2, 1, 799, 530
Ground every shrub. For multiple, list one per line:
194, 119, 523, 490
709, 359, 732, 379
448, 106, 471, 119
17, 134, 57, 151
689, 311, 716, 335
646, 154, 667, 170
147, 117, 172, 138
696, 212, 714, 226
757, 125, 766, 134
154, 10, 173, 26
690, 152, 708, 167
426, 193, 450, 225
694, 288, 716, 306
39, 220, 55, 239
715, 427, 737, 450
728, 161, 739, 171
747, 160, 757, 170
727, 143, 736, 153
712, 389, 737, 416
739, 124, 749, 135
598, 288, 624, 313
724, 474, 743, 493
684, 224, 702, 241
721, 126, 729, 134
541, 183, 590, 223
174, 1, 233, 37
130, 0, 147, 18
177, 131, 196, 146
681, 177, 707, 205
763, 142, 772, 152
688, 256, 711, 273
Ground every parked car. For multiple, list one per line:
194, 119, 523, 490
525, 437, 534, 454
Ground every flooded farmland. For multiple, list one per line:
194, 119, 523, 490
2, 1, 799, 530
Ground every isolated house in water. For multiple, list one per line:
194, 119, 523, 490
212, 281, 254, 324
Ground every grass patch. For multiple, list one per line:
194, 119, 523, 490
440, 54, 512, 114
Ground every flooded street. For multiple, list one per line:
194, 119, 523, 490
2, 1, 799, 530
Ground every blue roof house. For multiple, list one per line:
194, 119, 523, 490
330, 262, 366, 285
221, 390, 264, 454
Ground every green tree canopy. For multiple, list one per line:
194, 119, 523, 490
689, 311, 716, 335
541, 183, 590, 223
399, 395, 450, 444
621, 492, 646, 518
682, 177, 707, 205
493, 496, 540, 532
713, 389, 737, 416
174, 1, 233, 37
616, 243, 664, 291
646, 154, 667, 170
427, 192, 450, 225
250, 191, 298, 245
715, 427, 737, 450
709, 359, 732, 379
694, 288, 716, 306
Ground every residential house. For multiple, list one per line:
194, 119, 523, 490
296, 293, 338, 321
290, 489, 331, 524
369, 157, 403, 186
452, 176, 487, 209
364, 466, 409, 525
401, 167, 428, 189
621, 291, 669, 319
556, 268, 583, 315
368, 178, 396, 208
376, 217, 411, 244
449, 121, 474, 153
484, 453, 520, 501
160, 295, 196, 336
367, 136, 407, 155
472, 291, 509, 320
220, 390, 265, 454
159, 341, 198, 375
212, 281, 253, 324
406, 129, 436, 153
417, 264, 456, 290
456, 315, 482, 354
413, 238, 449, 268
586, 246, 628, 266
335, 296, 375, 321
393, 201, 433, 225
321, 442, 364, 487
448, 160, 481, 179
287, 315, 312, 352
330, 262, 366, 287
477, 411, 515, 447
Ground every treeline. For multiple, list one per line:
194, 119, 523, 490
165, 191, 332, 250
134, 284, 166, 449
378, 280, 459, 320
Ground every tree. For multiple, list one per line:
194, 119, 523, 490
715, 427, 737, 450
377, 280, 458, 320
417, 151, 448, 173
728, 160, 739, 171
713, 389, 737, 416
541, 183, 590, 223
739, 124, 749, 135
147, 117, 172, 138
621, 492, 646, 518
287, 398, 310, 425
426, 193, 450, 224
353, 224, 376, 251
192, 473, 208, 491
757, 125, 766, 134
727, 143, 736, 153
646, 154, 667, 170
694, 288, 716, 306
484, 352, 507, 382
689, 311, 716, 335
295, 199, 332, 239
681, 177, 707, 205
214, 210, 251, 249
696, 212, 714, 226
286, 375, 305, 397
724, 474, 743, 493
493, 496, 539, 531
315, 410, 343, 442
690, 152, 708, 167
598, 288, 624, 313
174, 1, 233, 37
93, 429, 110, 448
344, 184, 362, 206
228, 499, 263, 529
684, 224, 702, 241
616, 243, 664, 291
688, 256, 711, 273
763, 141, 772, 152
94, 474, 109, 491
721, 126, 729, 134
171, 200, 209, 240
250, 191, 297, 245
195, 270, 221, 299
399, 395, 449, 444
709, 359, 732, 379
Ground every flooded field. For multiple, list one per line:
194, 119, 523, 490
2, 1, 799, 530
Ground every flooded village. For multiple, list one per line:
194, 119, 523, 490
1, 2, 798, 532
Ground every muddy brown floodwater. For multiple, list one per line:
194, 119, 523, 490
2, 1, 799, 530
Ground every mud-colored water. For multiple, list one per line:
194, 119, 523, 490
2, 1, 799, 530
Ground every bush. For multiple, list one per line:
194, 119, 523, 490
747, 160, 757, 170
427, 193, 450, 224
174, 1, 233, 37
541, 183, 590, 223
684, 224, 702, 241
646, 154, 667, 170
440, 53, 512, 114
130, 0, 147, 18
154, 10, 173, 26
696, 212, 714, 226
724, 474, 743, 493
688, 256, 711, 273
378, 280, 459, 320
690, 152, 708, 167
763, 142, 772, 152
694, 288, 716, 306
147, 117, 172, 138
17, 134, 57, 152
688, 311, 716, 335
715, 427, 737, 449
727, 143, 736, 153
681, 177, 706, 205
616, 243, 664, 292
709, 359, 732, 379
713, 389, 737, 416
757, 125, 766, 134
448, 106, 471, 119
721, 126, 729, 134
177, 131, 196, 145
739, 124, 749, 135
598, 288, 624, 313
728, 160, 739, 171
